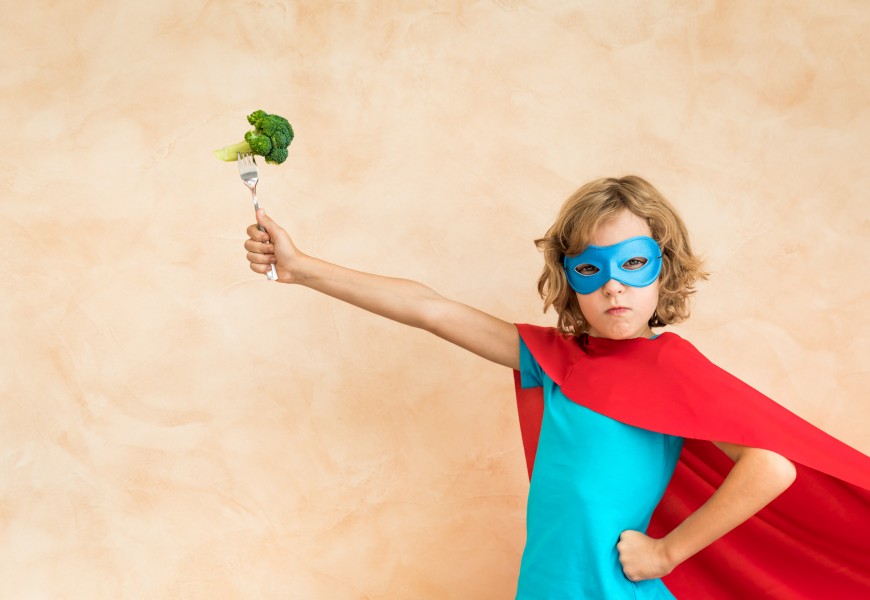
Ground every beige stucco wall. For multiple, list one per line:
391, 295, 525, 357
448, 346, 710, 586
2, 1, 867, 597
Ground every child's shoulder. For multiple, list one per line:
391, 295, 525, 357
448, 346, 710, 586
653, 331, 707, 361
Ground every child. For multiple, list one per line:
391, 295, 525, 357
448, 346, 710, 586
243, 176, 870, 598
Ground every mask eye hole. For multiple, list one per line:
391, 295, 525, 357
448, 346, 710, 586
574, 264, 600, 276
622, 257, 648, 271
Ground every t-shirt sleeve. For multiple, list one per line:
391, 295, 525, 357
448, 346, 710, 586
518, 338, 544, 389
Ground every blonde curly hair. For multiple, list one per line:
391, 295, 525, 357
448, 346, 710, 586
536, 175, 708, 336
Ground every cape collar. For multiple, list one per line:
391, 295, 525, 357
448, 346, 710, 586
580, 332, 656, 354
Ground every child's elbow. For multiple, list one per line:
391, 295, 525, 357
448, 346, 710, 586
762, 450, 797, 490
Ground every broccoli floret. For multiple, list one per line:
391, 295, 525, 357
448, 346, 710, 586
267, 146, 289, 164
244, 130, 272, 155
214, 110, 294, 165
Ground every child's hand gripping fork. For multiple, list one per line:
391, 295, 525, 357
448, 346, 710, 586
238, 152, 278, 281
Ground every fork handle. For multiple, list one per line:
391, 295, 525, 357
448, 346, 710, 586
251, 192, 278, 281
257, 223, 279, 281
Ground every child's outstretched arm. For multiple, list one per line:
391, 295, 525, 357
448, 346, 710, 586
245, 210, 520, 370
617, 442, 796, 582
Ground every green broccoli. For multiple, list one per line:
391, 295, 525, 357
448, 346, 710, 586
214, 110, 294, 164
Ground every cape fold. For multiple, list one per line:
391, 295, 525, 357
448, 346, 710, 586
514, 323, 870, 599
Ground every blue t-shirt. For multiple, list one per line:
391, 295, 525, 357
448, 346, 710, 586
516, 338, 683, 599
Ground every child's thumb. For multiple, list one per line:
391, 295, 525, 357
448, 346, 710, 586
256, 209, 275, 232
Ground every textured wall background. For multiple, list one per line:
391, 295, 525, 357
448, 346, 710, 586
1, 1, 868, 598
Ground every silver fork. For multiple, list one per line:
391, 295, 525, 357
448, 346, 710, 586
238, 152, 278, 281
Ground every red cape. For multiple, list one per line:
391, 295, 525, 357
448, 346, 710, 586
514, 324, 870, 599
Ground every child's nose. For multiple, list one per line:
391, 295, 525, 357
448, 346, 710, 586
602, 278, 625, 295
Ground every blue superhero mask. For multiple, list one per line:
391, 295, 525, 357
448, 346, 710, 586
563, 236, 662, 295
